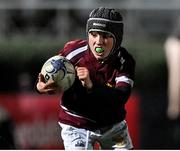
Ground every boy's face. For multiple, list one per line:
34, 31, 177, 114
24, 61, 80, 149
88, 31, 114, 60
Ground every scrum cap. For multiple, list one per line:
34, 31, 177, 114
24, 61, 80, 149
86, 7, 124, 52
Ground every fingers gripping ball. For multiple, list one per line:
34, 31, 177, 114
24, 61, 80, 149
41, 55, 75, 91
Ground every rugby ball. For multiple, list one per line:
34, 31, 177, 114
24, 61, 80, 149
41, 55, 75, 91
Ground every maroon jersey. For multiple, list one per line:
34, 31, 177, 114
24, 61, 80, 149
58, 39, 135, 130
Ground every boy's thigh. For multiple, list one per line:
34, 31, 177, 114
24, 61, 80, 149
59, 123, 93, 150
100, 121, 133, 150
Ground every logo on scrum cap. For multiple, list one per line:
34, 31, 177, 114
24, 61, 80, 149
93, 22, 106, 27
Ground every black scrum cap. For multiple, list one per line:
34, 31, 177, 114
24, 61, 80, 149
86, 7, 124, 53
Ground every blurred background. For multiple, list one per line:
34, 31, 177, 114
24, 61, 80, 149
0, 0, 180, 149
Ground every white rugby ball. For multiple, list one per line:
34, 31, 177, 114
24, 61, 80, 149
41, 55, 75, 91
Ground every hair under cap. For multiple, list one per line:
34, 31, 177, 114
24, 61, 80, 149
86, 7, 124, 52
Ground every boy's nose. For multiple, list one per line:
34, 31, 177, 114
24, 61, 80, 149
96, 35, 103, 44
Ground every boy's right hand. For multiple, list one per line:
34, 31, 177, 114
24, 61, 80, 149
36, 73, 59, 94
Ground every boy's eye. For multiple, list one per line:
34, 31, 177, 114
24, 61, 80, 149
90, 32, 98, 37
102, 33, 113, 38
90, 31, 113, 39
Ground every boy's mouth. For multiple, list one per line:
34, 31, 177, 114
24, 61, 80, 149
95, 47, 104, 53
